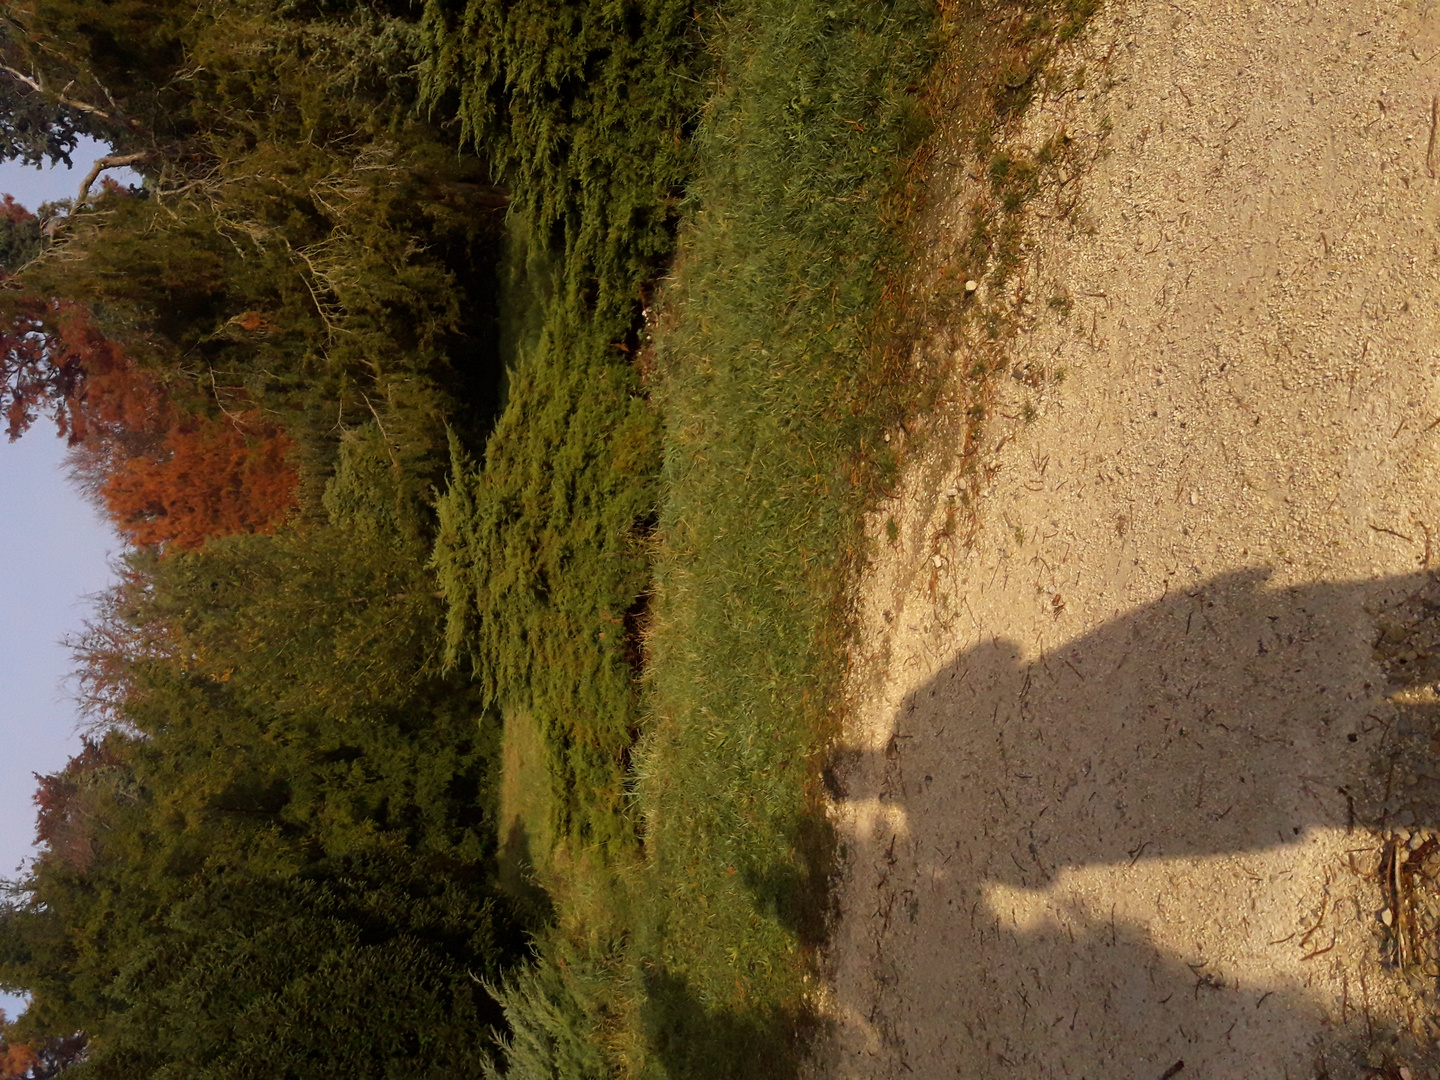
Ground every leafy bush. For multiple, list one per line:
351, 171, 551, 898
425, 0, 709, 855
418, 0, 705, 323
480, 948, 612, 1080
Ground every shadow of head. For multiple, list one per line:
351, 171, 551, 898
737, 812, 837, 950
839, 567, 1440, 881
641, 968, 816, 1080
498, 815, 555, 925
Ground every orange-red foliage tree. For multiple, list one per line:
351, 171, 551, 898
102, 411, 297, 549
0, 289, 297, 549
0, 1031, 85, 1080
0, 1042, 36, 1080
0, 298, 85, 445
31, 739, 122, 872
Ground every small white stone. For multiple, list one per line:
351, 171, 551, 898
1381, 907, 1394, 926
964, 279, 979, 293
1412, 833, 1426, 851
932, 555, 945, 569
1188, 491, 1197, 506
884, 432, 891, 442
944, 488, 959, 498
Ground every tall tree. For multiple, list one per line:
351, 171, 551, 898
2, 429, 524, 1077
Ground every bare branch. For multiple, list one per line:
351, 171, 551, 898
76, 152, 147, 203
0, 62, 114, 122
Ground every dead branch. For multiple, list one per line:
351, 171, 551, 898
0, 62, 114, 123
76, 151, 147, 203
1428, 95, 1438, 179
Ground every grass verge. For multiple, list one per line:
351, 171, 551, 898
445, 2, 1106, 1076
634, 0, 937, 1069
629, 2, 1106, 1075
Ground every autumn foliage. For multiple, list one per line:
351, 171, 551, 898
1, 182, 297, 550
0, 1026, 83, 1080
0, 292, 297, 549
0, 1042, 34, 1080
98, 412, 296, 548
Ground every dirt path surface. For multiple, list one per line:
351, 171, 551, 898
824, 2, 1440, 1076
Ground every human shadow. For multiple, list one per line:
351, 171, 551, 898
641, 968, 817, 1080
831, 568, 1440, 1077
496, 816, 555, 928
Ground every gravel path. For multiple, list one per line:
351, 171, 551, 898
825, 3, 1440, 1075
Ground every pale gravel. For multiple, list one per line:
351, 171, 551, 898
822, 2, 1440, 1076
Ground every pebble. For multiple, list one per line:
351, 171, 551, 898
945, 488, 959, 498
1397, 828, 1412, 843
1382, 907, 1394, 926
1412, 833, 1426, 851
964, 279, 978, 293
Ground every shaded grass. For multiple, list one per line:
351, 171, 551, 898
497, 709, 555, 923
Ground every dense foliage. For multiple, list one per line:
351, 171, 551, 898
0, 0, 509, 529
0, 0, 1080, 1075
2, 429, 524, 1077
428, 0, 708, 853
0, 0, 527, 1074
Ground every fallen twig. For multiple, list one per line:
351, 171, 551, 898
1300, 933, 1336, 961
1428, 94, 1438, 179
1370, 522, 1416, 544
1393, 837, 1410, 970
1299, 892, 1330, 948
1379, 836, 1416, 971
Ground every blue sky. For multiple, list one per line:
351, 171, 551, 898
0, 140, 132, 1019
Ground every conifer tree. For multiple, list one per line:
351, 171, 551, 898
2, 429, 525, 1076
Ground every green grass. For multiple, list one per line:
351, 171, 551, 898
435, 1, 1106, 1076
633, 0, 936, 1064
497, 709, 556, 921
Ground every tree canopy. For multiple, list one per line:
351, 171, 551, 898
1, 0, 713, 1073
0, 1, 532, 1073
